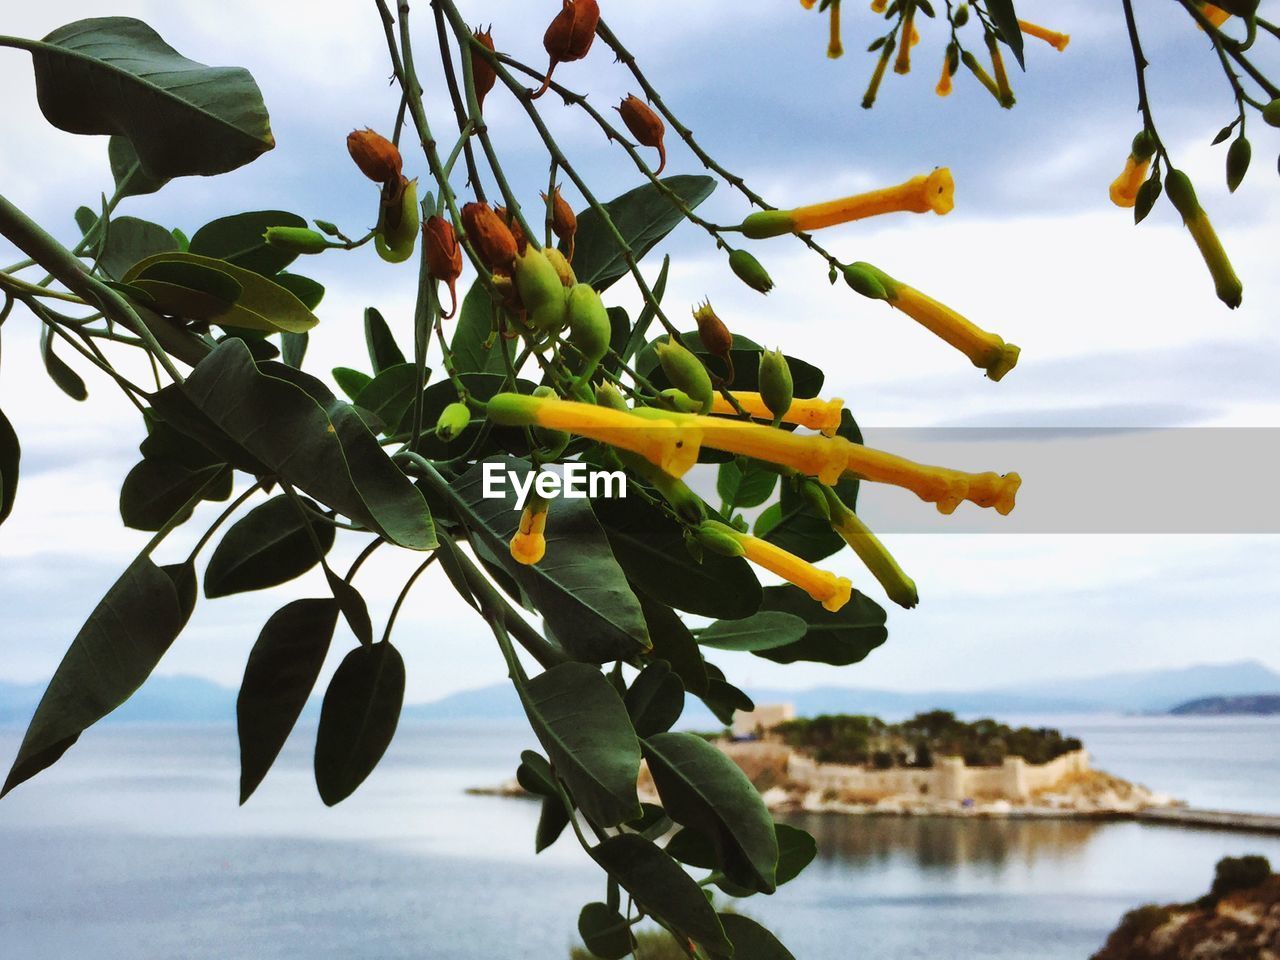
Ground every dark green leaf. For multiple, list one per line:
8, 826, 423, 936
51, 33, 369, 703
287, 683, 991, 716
665, 825, 719, 868
90, 215, 178, 281
40, 329, 86, 401
281, 331, 309, 368
719, 914, 796, 960
403, 374, 533, 459
516, 749, 558, 797
161, 560, 198, 630
637, 592, 709, 697
642, 732, 779, 893
518, 662, 642, 827
2, 557, 186, 796
754, 584, 887, 665
332, 367, 373, 401
188, 210, 306, 276
624, 661, 685, 738
0, 408, 20, 526
364, 307, 407, 373
449, 281, 507, 377
108, 136, 169, 198
204, 494, 335, 598
454, 458, 649, 662
698, 611, 808, 652
591, 835, 732, 959
700, 665, 755, 726
325, 570, 374, 647
536, 796, 571, 852
314, 642, 405, 805
985, 0, 1026, 69
628, 802, 674, 839
774, 823, 817, 886
119, 459, 223, 531
571, 175, 717, 292
593, 494, 761, 620
353, 363, 424, 434
237, 598, 339, 802
274, 273, 324, 311
578, 903, 635, 960
180, 340, 435, 549
717, 458, 778, 510
1134, 174, 1162, 226
24, 18, 273, 180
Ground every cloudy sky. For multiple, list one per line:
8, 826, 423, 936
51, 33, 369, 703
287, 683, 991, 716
2, 0, 1279, 704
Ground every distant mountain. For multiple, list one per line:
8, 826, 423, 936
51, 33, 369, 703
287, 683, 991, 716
1170, 694, 1280, 716
4, 660, 1280, 726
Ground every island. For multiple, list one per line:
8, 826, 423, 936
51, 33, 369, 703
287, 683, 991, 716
1169, 694, 1280, 716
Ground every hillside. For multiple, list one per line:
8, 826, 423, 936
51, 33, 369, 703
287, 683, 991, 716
1170, 694, 1280, 716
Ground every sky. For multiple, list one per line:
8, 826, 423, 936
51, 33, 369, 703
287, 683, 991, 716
1, 1, 1279, 704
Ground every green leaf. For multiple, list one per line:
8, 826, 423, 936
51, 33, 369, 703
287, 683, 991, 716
179, 340, 435, 549
281, 331, 309, 368
2, 558, 188, 796
204, 494, 335, 598
699, 664, 755, 726
237, 598, 339, 802
274, 273, 324, 311
364, 307, 407, 373
578, 903, 635, 960
449, 281, 508, 377
697, 611, 808, 652
16, 17, 272, 180
108, 136, 169, 198
518, 662, 642, 827
536, 796, 571, 853
353, 363, 424, 434
332, 367, 373, 401
571, 175, 717, 292
118, 459, 224, 531
591, 835, 732, 959
0, 408, 20, 526
123, 252, 319, 334
325, 570, 374, 647
719, 914, 795, 960
453, 458, 649, 662
40, 328, 87, 401
188, 210, 306, 276
717, 458, 778, 510
624, 661, 685, 738
314, 641, 405, 806
592, 494, 761, 620
642, 732, 779, 894
86, 215, 178, 281
665, 826, 718, 869
774, 823, 817, 886
985, 0, 1026, 69
754, 584, 887, 665
126, 258, 242, 319
404, 374, 534, 459
637, 592, 709, 697
516, 749, 558, 796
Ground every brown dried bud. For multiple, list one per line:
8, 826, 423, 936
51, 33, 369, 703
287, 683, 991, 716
532, 0, 600, 99
494, 206, 528, 252
542, 185, 577, 260
424, 216, 463, 318
472, 27, 497, 112
616, 95, 667, 176
347, 128, 402, 184
461, 201, 519, 272
693, 299, 732, 356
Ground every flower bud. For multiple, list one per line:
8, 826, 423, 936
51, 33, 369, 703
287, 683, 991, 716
347, 128, 402, 184
616, 95, 667, 176
693, 520, 747, 558
566, 283, 611, 373
263, 227, 329, 255
954, 3, 970, 26
531, 385, 570, 456
728, 249, 774, 294
1131, 129, 1158, 162
543, 186, 578, 260
595, 381, 628, 411
494, 206, 528, 252
424, 215, 463, 318
472, 27, 497, 112
842, 262, 891, 301
435, 401, 472, 441
375, 177, 419, 264
1264, 99, 1280, 127
514, 246, 568, 333
1226, 136, 1251, 193
656, 336, 714, 414
693, 300, 733, 356
758, 349, 794, 419
533, 0, 599, 99
543, 247, 577, 287
461, 202, 519, 272
1165, 170, 1243, 309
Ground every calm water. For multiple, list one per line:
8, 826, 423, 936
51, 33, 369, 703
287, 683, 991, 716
2, 715, 1280, 959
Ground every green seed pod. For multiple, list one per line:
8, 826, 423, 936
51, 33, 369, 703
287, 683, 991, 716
739, 209, 798, 240
263, 226, 330, 255
435, 401, 472, 441
1226, 136, 1252, 193
658, 388, 704, 413
954, 4, 969, 26
758, 348, 794, 419
543, 246, 577, 287
375, 177, 419, 264
485, 392, 541, 426
514, 246, 569, 334
566, 283, 611, 372
1131, 129, 1158, 162
728, 249, 774, 294
842, 262, 892, 301
655, 337, 714, 414
531, 385, 570, 456
595, 381, 629, 411
1263, 98, 1280, 128
693, 520, 746, 558
1164, 169, 1199, 220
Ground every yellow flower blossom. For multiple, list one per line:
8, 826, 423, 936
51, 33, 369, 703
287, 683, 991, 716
510, 501, 548, 565
702, 521, 852, 612
936, 53, 953, 96
830, 436, 1021, 515
870, 0, 887, 12
709, 392, 845, 436
1199, 3, 1231, 28
894, 7, 916, 74
1166, 170, 1243, 309
740, 169, 954, 238
987, 35, 1015, 108
1109, 154, 1151, 208
823, 489, 918, 608
1018, 20, 1070, 52
800, 0, 817, 8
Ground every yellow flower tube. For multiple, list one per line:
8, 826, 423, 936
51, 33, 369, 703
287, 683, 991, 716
740, 169, 954, 238
1165, 170, 1243, 309
709, 392, 845, 436
486, 393, 703, 477
1109, 155, 1151, 208
1018, 20, 1070, 52
831, 436, 1021, 515
700, 521, 852, 612
894, 7, 915, 74
936, 53, 954, 97
800, 0, 817, 8
823, 489, 918, 608
870, 0, 887, 12
510, 501, 548, 565
828, 0, 843, 58
1198, 3, 1231, 28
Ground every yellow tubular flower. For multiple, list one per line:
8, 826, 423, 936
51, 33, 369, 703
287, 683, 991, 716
1199, 3, 1231, 28
894, 9, 915, 74
1018, 19, 1070, 51
910, 22, 920, 47
1108, 155, 1151, 208
800, 0, 817, 8
828, 0, 843, 58
760, 169, 954, 237
485, 393, 702, 477
863, 41, 895, 109
706, 522, 852, 612
832, 437, 1022, 515
936, 53, 953, 96
510, 501, 548, 565
870, 0, 887, 12
709, 392, 845, 436
987, 36, 1015, 108
824, 490, 918, 608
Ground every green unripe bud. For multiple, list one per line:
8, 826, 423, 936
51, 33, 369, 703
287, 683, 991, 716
595, 381, 629, 411
435, 401, 472, 441
1164, 170, 1199, 220
1226, 136, 1251, 193
263, 226, 330, 255
728, 249, 774, 294
375, 177, 419, 263
954, 4, 970, 26
658, 388, 704, 413
1131, 130, 1157, 162
566, 283, 611, 371
514, 246, 569, 334
485, 392, 541, 426
655, 337, 714, 414
739, 209, 797, 240
693, 520, 746, 558
842, 262, 892, 301
758, 348, 794, 419
531, 385, 569, 456
543, 246, 577, 287
1264, 99, 1280, 128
